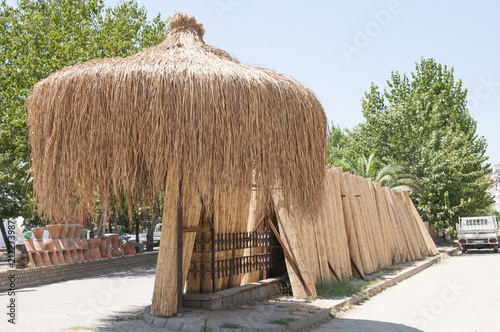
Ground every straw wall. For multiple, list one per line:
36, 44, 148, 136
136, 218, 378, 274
268, 167, 438, 299
158, 166, 438, 315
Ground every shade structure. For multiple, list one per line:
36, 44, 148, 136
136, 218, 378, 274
26, 11, 438, 318
27, 12, 327, 222
27, 13, 327, 317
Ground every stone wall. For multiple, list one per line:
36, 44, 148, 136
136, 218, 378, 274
182, 276, 286, 310
0, 251, 158, 292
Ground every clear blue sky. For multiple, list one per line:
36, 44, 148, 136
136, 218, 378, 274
10, 0, 500, 164
128, 0, 499, 164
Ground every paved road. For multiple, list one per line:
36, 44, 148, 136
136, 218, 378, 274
0, 265, 161, 332
311, 250, 500, 332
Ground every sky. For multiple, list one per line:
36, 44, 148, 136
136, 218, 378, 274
8, 0, 500, 163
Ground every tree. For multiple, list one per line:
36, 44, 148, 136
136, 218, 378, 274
0, 0, 167, 220
326, 123, 350, 165
343, 58, 492, 225
146, 199, 161, 251
335, 153, 422, 193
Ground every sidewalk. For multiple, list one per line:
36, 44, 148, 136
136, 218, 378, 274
1, 244, 457, 331
138, 245, 458, 332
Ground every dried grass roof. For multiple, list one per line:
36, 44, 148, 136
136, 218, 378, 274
27, 13, 327, 221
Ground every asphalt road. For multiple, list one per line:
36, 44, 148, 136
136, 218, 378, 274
311, 249, 500, 332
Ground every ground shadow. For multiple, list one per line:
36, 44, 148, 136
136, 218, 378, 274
91, 264, 157, 279
59, 308, 146, 332
312, 318, 422, 332
461, 250, 498, 255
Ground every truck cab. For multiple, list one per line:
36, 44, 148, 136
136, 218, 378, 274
457, 216, 499, 253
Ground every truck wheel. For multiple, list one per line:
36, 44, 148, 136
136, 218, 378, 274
462, 247, 467, 254
494, 245, 498, 253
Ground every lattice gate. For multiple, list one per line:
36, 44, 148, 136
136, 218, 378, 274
186, 216, 286, 293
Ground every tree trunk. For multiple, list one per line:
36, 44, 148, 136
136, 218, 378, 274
147, 200, 160, 251
98, 198, 108, 237
114, 208, 118, 234
108, 206, 113, 233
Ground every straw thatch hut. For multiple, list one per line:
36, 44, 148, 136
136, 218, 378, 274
27, 13, 327, 317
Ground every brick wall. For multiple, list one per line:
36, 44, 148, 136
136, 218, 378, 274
0, 251, 158, 292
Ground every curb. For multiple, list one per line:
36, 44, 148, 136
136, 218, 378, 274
142, 247, 458, 331
281, 247, 459, 332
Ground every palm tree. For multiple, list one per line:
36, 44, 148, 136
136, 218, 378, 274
336, 153, 422, 194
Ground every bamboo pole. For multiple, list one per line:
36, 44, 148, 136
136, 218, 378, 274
383, 187, 408, 263
400, 191, 439, 256
352, 175, 380, 272
321, 169, 349, 280
344, 173, 376, 274
371, 182, 397, 267
180, 177, 203, 292
228, 187, 252, 288
330, 169, 352, 280
151, 172, 180, 317
395, 192, 425, 259
362, 177, 390, 269
314, 204, 332, 283
186, 213, 204, 294
240, 187, 265, 286
272, 191, 317, 299
213, 185, 228, 292
307, 217, 322, 284
151, 172, 203, 316
388, 189, 418, 261
333, 168, 364, 279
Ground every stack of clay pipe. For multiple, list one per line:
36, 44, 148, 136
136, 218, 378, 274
23, 223, 138, 268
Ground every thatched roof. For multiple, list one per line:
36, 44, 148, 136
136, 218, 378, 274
27, 13, 327, 221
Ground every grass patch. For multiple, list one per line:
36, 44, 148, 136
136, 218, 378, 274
277, 280, 293, 297
316, 278, 378, 298
220, 322, 245, 328
269, 317, 296, 325
202, 319, 213, 332
65, 327, 92, 331
381, 267, 401, 274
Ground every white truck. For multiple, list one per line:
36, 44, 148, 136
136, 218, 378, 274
457, 216, 499, 253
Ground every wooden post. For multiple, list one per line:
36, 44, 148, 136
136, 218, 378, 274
196, 191, 216, 293
266, 219, 313, 297
211, 226, 216, 293
177, 180, 183, 316
263, 218, 268, 280
151, 172, 181, 317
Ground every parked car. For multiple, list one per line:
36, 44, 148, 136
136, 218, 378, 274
138, 232, 147, 243
139, 223, 161, 247
120, 235, 132, 242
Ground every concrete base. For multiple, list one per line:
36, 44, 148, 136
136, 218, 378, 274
183, 276, 287, 310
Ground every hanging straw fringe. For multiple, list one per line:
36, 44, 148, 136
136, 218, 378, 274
27, 12, 327, 223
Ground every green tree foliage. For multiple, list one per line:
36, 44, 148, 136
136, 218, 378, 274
335, 153, 422, 194
333, 58, 493, 224
0, 0, 167, 220
326, 123, 350, 165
